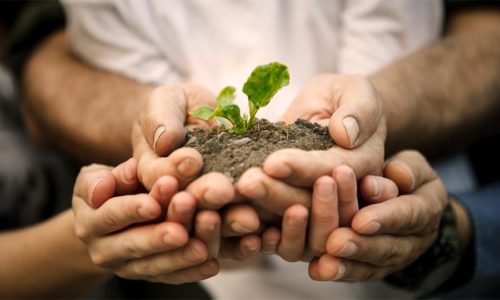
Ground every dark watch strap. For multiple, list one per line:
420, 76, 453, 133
384, 203, 461, 297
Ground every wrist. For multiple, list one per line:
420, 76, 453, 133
450, 197, 472, 253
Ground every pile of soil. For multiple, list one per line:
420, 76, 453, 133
185, 119, 335, 181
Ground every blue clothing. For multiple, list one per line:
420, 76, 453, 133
446, 182, 500, 297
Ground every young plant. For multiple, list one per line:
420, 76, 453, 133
190, 62, 289, 134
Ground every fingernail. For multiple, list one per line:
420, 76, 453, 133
230, 222, 252, 233
276, 163, 292, 178
249, 181, 267, 200
199, 260, 218, 276
360, 221, 381, 234
248, 243, 259, 252
174, 200, 192, 214
336, 241, 357, 257
200, 221, 216, 231
317, 180, 333, 201
334, 261, 346, 280
153, 126, 166, 152
89, 178, 102, 206
137, 206, 157, 219
124, 161, 136, 182
342, 116, 359, 146
163, 232, 181, 245
371, 179, 380, 199
177, 158, 200, 178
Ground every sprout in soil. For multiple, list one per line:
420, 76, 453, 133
189, 62, 290, 134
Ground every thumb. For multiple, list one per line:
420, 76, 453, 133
140, 84, 215, 157
328, 75, 384, 149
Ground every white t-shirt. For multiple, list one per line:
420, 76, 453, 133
62, 0, 443, 298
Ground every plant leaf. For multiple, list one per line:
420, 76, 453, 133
220, 104, 246, 134
242, 62, 290, 109
215, 117, 229, 128
189, 105, 214, 120
216, 86, 237, 106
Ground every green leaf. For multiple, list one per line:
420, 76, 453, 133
243, 62, 290, 110
215, 117, 229, 128
189, 105, 215, 120
219, 104, 246, 134
216, 86, 236, 106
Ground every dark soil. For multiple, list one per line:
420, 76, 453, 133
185, 119, 335, 181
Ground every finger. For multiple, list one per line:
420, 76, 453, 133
352, 180, 446, 235
221, 204, 260, 237
311, 255, 390, 282
133, 122, 203, 190
384, 150, 437, 194
309, 176, 339, 256
74, 164, 115, 208
359, 175, 398, 204
263, 128, 384, 187
333, 166, 359, 227
261, 227, 281, 255
111, 158, 141, 196
115, 238, 208, 279
74, 194, 163, 240
277, 205, 309, 262
194, 210, 221, 259
149, 259, 220, 285
186, 172, 235, 210
237, 168, 311, 215
219, 235, 261, 261
89, 222, 190, 268
325, 227, 435, 267
167, 191, 197, 232
149, 175, 178, 210
328, 76, 383, 149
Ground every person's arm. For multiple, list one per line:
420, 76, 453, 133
23, 31, 153, 164
371, 7, 500, 156
0, 210, 111, 298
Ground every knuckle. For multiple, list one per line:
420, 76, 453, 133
120, 236, 143, 260
89, 250, 110, 268
101, 208, 122, 232
133, 259, 157, 277
183, 240, 207, 263
379, 240, 400, 265
74, 222, 91, 241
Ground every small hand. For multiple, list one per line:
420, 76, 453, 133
72, 159, 219, 284
309, 151, 447, 282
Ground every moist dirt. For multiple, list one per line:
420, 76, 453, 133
185, 119, 335, 181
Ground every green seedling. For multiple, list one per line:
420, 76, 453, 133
190, 62, 289, 134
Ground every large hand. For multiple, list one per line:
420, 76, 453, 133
266, 74, 386, 184
133, 84, 216, 190
72, 159, 219, 284
258, 166, 397, 262
236, 74, 386, 223
309, 151, 447, 282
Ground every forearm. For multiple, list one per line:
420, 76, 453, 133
23, 31, 154, 164
0, 210, 111, 298
371, 10, 500, 156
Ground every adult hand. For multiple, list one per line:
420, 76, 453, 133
309, 151, 447, 282
258, 165, 397, 262
236, 74, 386, 222
133, 84, 216, 190
72, 159, 219, 284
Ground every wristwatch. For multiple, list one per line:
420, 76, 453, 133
384, 202, 462, 296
